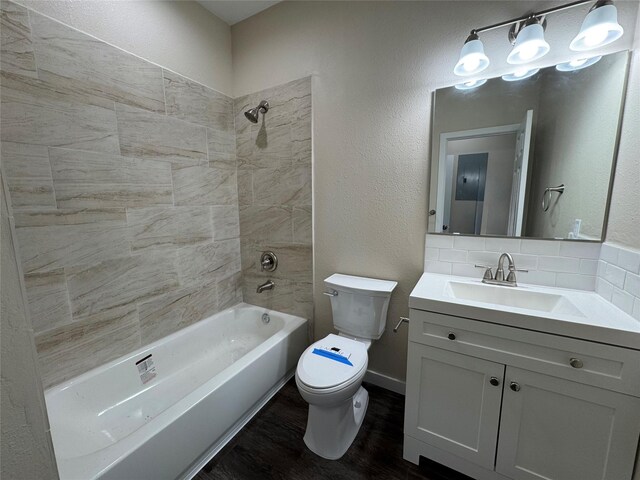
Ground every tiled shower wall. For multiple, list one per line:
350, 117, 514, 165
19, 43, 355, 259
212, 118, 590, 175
0, 1, 242, 388
233, 78, 313, 321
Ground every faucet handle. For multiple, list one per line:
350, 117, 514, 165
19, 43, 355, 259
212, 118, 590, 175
474, 264, 494, 281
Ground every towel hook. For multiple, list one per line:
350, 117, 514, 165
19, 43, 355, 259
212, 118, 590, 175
542, 184, 564, 212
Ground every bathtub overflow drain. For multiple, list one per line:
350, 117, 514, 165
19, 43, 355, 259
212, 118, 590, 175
262, 313, 271, 324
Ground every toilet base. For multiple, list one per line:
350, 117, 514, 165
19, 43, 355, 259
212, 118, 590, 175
303, 386, 369, 460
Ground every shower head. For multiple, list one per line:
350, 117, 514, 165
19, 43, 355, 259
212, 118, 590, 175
244, 100, 269, 123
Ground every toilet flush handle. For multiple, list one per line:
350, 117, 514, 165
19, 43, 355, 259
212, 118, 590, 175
322, 290, 338, 297
393, 317, 410, 333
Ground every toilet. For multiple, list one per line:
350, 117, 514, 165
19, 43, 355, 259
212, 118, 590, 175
295, 273, 397, 460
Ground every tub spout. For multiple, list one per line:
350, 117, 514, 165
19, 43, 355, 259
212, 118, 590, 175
257, 280, 274, 293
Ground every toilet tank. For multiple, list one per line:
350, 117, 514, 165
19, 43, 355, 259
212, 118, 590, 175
324, 274, 398, 340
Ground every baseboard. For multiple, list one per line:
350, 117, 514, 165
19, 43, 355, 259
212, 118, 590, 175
364, 369, 406, 395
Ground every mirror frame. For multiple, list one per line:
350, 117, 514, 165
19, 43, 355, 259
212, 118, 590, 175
426, 50, 632, 243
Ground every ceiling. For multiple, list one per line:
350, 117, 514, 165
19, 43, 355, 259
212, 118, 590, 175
196, 1, 281, 25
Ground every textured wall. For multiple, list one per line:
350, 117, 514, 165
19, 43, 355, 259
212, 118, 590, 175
231, 1, 639, 381
1, 1, 242, 388
1, 172, 58, 478
12, 0, 232, 95
234, 77, 313, 324
607, 12, 640, 250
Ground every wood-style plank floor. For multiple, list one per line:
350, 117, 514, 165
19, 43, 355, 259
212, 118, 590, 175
195, 379, 472, 480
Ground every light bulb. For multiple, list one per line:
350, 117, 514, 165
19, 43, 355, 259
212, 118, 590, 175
583, 27, 608, 47
463, 56, 481, 72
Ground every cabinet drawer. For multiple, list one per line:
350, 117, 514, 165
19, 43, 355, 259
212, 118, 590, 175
409, 309, 640, 397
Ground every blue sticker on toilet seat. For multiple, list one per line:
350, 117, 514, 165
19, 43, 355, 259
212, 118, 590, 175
312, 348, 353, 366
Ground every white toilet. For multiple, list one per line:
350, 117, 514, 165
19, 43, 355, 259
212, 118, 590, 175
295, 273, 397, 460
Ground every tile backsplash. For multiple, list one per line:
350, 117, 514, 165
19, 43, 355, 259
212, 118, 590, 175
425, 234, 640, 322
596, 243, 640, 320
425, 234, 600, 291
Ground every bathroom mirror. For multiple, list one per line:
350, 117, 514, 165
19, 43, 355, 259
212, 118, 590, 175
428, 50, 630, 241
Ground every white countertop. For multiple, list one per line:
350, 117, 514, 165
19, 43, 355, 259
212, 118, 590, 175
410, 273, 640, 350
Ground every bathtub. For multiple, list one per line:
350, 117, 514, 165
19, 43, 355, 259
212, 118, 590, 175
45, 303, 308, 480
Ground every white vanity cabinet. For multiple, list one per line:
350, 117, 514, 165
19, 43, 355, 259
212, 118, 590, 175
404, 309, 640, 480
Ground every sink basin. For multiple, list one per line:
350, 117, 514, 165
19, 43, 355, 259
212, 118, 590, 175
445, 281, 585, 317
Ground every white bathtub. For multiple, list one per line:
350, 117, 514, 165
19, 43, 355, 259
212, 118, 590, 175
45, 303, 308, 480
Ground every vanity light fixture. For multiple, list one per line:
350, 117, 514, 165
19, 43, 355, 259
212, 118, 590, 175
507, 17, 550, 65
555, 55, 602, 71
502, 67, 540, 81
454, 32, 490, 76
454, 78, 487, 90
453, 0, 624, 75
570, 1, 624, 51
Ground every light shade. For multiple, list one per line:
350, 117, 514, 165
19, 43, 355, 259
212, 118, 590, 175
507, 23, 550, 65
556, 55, 602, 71
454, 36, 490, 76
502, 67, 540, 81
570, 4, 623, 51
455, 78, 487, 90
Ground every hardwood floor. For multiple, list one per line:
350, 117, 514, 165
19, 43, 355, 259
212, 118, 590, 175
195, 379, 473, 480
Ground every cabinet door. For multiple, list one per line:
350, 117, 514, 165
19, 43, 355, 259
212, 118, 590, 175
404, 343, 505, 469
497, 366, 640, 480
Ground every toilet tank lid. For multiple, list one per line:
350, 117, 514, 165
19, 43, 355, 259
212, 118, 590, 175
324, 273, 397, 297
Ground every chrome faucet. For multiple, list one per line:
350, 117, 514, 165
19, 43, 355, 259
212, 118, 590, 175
256, 279, 275, 293
475, 253, 528, 287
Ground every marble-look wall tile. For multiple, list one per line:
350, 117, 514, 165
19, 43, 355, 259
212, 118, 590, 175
208, 128, 236, 156
177, 239, 241, 288
66, 253, 179, 318
49, 147, 172, 185
35, 305, 140, 388
24, 269, 72, 333
30, 11, 165, 113
138, 285, 218, 345
217, 271, 243, 310
163, 70, 233, 130
253, 165, 311, 206
293, 206, 312, 244
211, 205, 240, 241
172, 165, 236, 206
1, 71, 120, 153
239, 205, 293, 242
1, 142, 56, 209
235, 77, 312, 322
242, 241, 312, 284
0, 1, 37, 78
127, 206, 212, 253
14, 209, 129, 274
54, 183, 173, 209
116, 103, 207, 166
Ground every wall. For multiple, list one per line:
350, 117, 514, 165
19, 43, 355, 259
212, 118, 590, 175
607, 12, 640, 249
13, 0, 232, 94
1, 1, 241, 388
233, 77, 313, 323
596, 243, 640, 320
526, 52, 628, 240
231, 0, 638, 382
1, 171, 58, 479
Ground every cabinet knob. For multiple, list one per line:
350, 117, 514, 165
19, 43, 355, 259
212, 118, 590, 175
489, 376, 500, 386
510, 381, 521, 392
569, 358, 583, 369
447, 332, 456, 341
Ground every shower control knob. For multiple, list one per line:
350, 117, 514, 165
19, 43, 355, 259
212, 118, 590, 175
447, 332, 456, 341
260, 251, 278, 272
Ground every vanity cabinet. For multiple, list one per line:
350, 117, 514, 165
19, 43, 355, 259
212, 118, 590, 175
404, 309, 640, 480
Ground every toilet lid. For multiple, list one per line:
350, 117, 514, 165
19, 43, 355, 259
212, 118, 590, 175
297, 334, 368, 389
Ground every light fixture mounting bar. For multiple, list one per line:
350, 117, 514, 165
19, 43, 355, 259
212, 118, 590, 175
473, 0, 593, 35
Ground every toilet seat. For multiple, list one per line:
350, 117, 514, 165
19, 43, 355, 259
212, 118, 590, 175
296, 334, 368, 392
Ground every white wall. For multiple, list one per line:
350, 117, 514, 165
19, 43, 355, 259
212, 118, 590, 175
231, 1, 639, 381
14, 0, 233, 94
